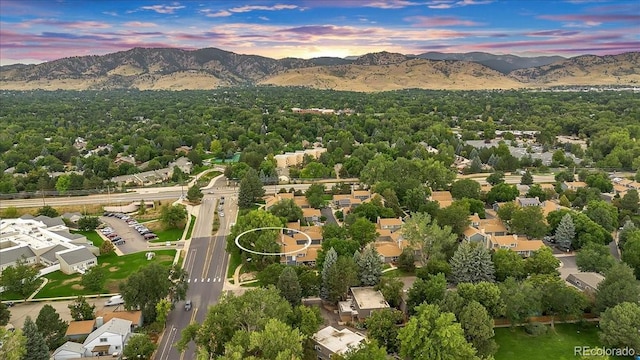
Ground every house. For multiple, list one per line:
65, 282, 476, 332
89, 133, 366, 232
175, 145, 192, 154
61, 212, 83, 224
561, 181, 588, 191
376, 217, 403, 233
82, 318, 132, 357
280, 224, 323, 266
302, 208, 322, 223
264, 192, 295, 210
349, 287, 390, 320
65, 320, 95, 341
469, 217, 508, 237
312, 326, 365, 360
332, 189, 372, 211
169, 156, 193, 175
430, 191, 453, 208
53, 341, 86, 360
566, 272, 604, 294
114, 154, 136, 166
486, 234, 545, 257
57, 247, 98, 274
516, 197, 541, 207
97, 310, 143, 329
273, 147, 327, 168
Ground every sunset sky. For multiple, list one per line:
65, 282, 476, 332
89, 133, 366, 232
1, 0, 639, 65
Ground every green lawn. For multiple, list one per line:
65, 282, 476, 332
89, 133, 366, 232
0, 278, 45, 301
34, 250, 176, 298
227, 251, 242, 278
195, 171, 222, 188
185, 216, 197, 239
72, 230, 104, 247
494, 323, 627, 360
149, 227, 185, 242
382, 268, 414, 277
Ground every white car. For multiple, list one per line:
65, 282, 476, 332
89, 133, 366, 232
105, 295, 124, 306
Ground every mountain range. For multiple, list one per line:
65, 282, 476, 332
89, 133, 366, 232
1, 47, 638, 92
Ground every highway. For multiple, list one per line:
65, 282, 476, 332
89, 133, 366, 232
156, 176, 238, 360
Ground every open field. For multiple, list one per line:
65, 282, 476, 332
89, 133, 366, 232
34, 250, 176, 298
494, 323, 627, 360
71, 230, 104, 247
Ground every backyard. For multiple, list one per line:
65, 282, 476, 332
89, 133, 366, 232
34, 249, 176, 298
494, 323, 627, 360
71, 230, 104, 247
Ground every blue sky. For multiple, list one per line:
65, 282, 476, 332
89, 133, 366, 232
1, 0, 639, 65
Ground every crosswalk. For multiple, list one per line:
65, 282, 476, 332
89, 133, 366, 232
188, 277, 222, 283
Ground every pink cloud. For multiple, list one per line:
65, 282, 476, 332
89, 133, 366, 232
123, 22, 158, 28
405, 16, 483, 27
526, 29, 582, 37
539, 14, 640, 23
26, 19, 111, 29
202, 9, 232, 18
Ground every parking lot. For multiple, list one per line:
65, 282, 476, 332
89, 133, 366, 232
99, 215, 155, 254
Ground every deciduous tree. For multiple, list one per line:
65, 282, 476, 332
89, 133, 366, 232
68, 296, 95, 321
576, 242, 615, 274
459, 301, 497, 358
304, 183, 326, 209
451, 179, 481, 200
160, 204, 187, 229
398, 304, 477, 360
511, 205, 547, 239
499, 277, 540, 327
365, 308, 403, 354
375, 276, 404, 309
186, 184, 203, 203
622, 230, 640, 278
406, 273, 447, 315
525, 247, 560, 276
269, 199, 303, 223
0, 327, 26, 360
595, 262, 640, 313
492, 249, 526, 281
403, 212, 457, 264
36, 205, 59, 218
347, 217, 378, 246
80, 265, 105, 292
0, 257, 40, 299
123, 334, 157, 360
599, 302, 640, 351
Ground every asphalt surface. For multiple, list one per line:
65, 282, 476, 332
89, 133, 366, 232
155, 179, 237, 360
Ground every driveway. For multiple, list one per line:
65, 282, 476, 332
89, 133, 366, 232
557, 255, 578, 280
321, 207, 338, 225
99, 216, 151, 254
7, 297, 116, 330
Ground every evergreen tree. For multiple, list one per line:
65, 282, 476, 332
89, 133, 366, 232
450, 242, 495, 284
320, 247, 338, 300
35, 304, 68, 350
357, 246, 382, 286
277, 267, 302, 306
520, 170, 534, 185
21, 316, 48, 360
555, 213, 575, 250
238, 168, 265, 209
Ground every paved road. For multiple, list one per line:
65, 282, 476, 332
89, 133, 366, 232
156, 179, 238, 360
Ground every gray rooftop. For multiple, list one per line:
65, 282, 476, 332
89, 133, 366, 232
40, 244, 69, 263
567, 272, 605, 289
517, 197, 541, 207
0, 246, 36, 266
34, 215, 65, 227
84, 318, 132, 346
19, 214, 34, 220
57, 247, 96, 265
53, 341, 85, 356
51, 230, 85, 241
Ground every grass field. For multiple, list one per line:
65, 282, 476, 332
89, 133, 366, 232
149, 226, 185, 243
227, 252, 242, 279
494, 323, 627, 360
71, 230, 104, 247
185, 215, 196, 239
381, 268, 415, 277
35, 250, 176, 298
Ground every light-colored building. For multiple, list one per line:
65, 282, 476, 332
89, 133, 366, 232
53, 341, 86, 359
350, 287, 390, 320
312, 326, 365, 360
82, 318, 132, 357
0, 216, 97, 274
274, 147, 327, 168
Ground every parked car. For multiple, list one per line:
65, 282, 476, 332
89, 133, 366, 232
143, 233, 157, 240
107, 233, 119, 239
105, 295, 124, 306
113, 240, 125, 245
111, 237, 122, 242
